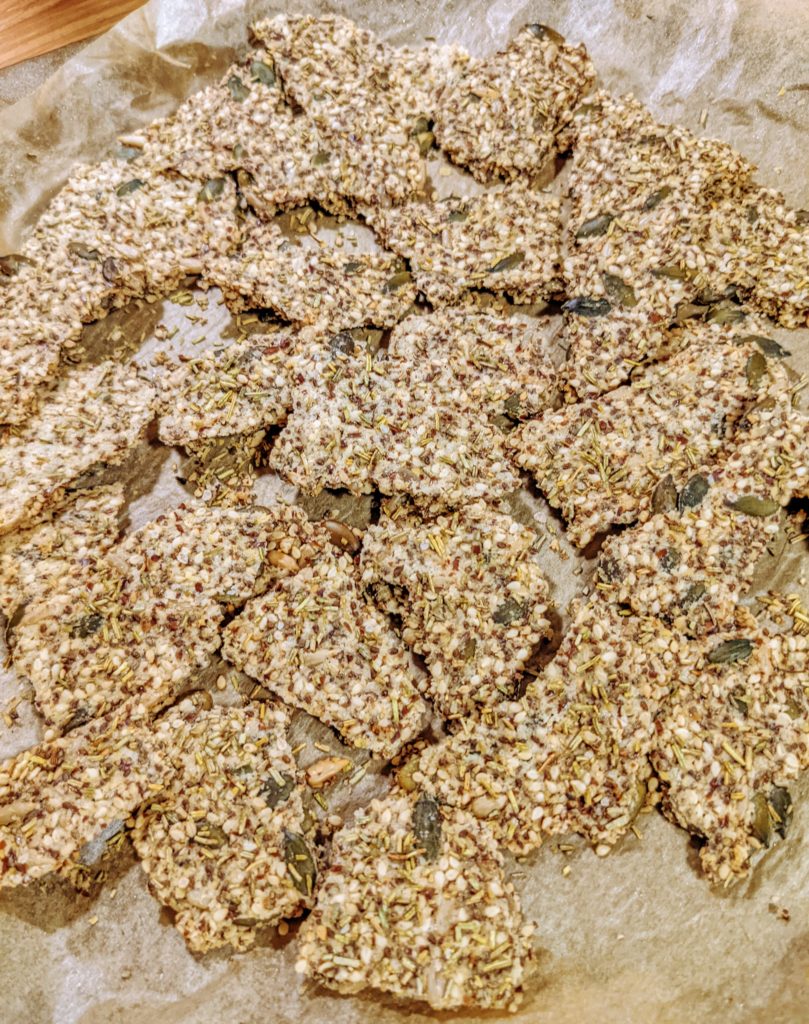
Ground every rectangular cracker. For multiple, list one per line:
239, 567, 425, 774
509, 338, 771, 547
222, 546, 429, 758
433, 24, 595, 182
367, 182, 562, 307
296, 791, 534, 1011
132, 701, 315, 952
360, 499, 553, 718
0, 361, 156, 536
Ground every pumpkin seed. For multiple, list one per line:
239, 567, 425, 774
64, 707, 91, 732
745, 205, 760, 225
329, 331, 355, 356
675, 301, 708, 322
651, 474, 678, 514
447, 208, 468, 223
250, 60, 276, 86
68, 242, 101, 261
652, 264, 688, 280
707, 638, 753, 665
769, 787, 792, 838
198, 177, 226, 203
0, 253, 34, 277
602, 272, 637, 307
739, 334, 790, 358
706, 303, 745, 325
70, 612, 104, 639
563, 297, 611, 317
492, 597, 527, 625
115, 178, 145, 197
462, 637, 477, 662
644, 185, 672, 210
503, 394, 524, 421
194, 820, 227, 848
415, 131, 435, 156
232, 142, 246, 162
102, 257, 119, 283
236, 168, 255, 191
284, 830, 317, 896
729, 495, 779, 517
116, 145, 141, 162
489, 251, 524, 273
784, 697, 803, 720
745, 350, 767, 388
751, 792, 772, 845
382, 270, 412, 293
660, 547, 681, 571
677, 474, 709, 511
575, 213, 614, 239
412, 793, 442, 861
527, 23, 565, 43
680, 582, 707, 610
751, 787, 792, 846
227, 74, 249, 102
342, 261, 363, 276
729, 687, 749, 715
312, 150, 331, 167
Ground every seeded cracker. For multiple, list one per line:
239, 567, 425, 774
387, 308, 558, 421
433, 24, 595, 183
296, 791, 534, 1010
252, 15, 430, 206
11, 558, 222, 734
201, 217, 416, 331
0, 700, 161, 886
509, 339, 773, 547
157, 330, 303, 446
181, 431, 267, 508
222, 546, 429, 758
272, 340, 519, 508
361, 500, 553, 717
0, 361, 155, 536
415, 598, 694, 855
132, 701, 315, 952
652, 620, 809, 884
366, 182, 562, 307
0, 485, 124, 619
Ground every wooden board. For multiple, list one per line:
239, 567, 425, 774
0, 0, 145, 71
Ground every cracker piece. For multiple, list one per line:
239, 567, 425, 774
368, 183, 562, 306
296, 791, 533, 1010
0, 361, 156, 536
361, 500, 552, 717
433, 24, 595, 182
132, 701, 314, 952
222, 546, 429, 758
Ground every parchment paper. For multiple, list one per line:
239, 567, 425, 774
1, 3, 809, 1023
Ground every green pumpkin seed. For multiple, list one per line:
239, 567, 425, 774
751, 792, 772, 845
102, 257, 119, 283
115, 178, 145, 197
198, 177, 226, 203
652, 264, 689, 280
784, 697, 803, 720
194, 820, 227, 848
68, 242, 101, 261
116, 145, 141, 162
675, 301, 709, 322
415, 131, 435, 155
729, 687, 749, 715
382, 270, 412, 293
503, 394, 524, 421
745, 350, 767, 388
563, 297, 612, 317
680, 582, 707, 610
677, 474, 709, 511
70, 612, 104, 639
729, 495, 779, 517
745, 205, 760, 225
232, 142, 246, 162
526, 23, 565, 44
412, 793, 442, 861
491, 414, 515, 434
651, 474, 678, 514
227, 74, 249, 102
492, 597, 527, 626
284, 830, 317, 896
0, 253, 34, 277
462, 637, 477, 662
342, 261, 363, 275
602, 273, 638, 307
706, 303, 746, 325
312, 150, 331, 167
250, 60, 276, 86
260, 771, 296, 809
707, 638, 754, 665
644, 185, 672, 210
490, 251, 524, 273
236, 169, 255, 191
739, 334, 790, 358
575, 213, 614, 239
447, 209, 468, 223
